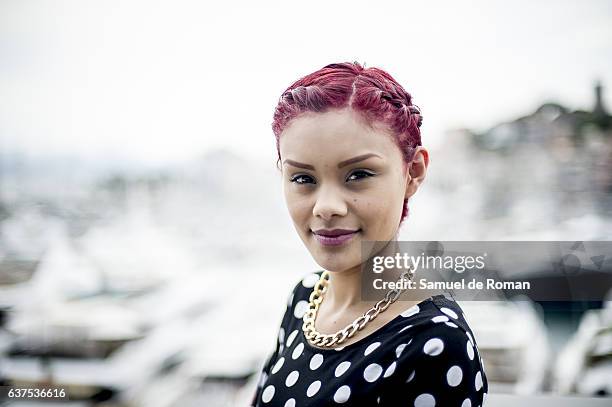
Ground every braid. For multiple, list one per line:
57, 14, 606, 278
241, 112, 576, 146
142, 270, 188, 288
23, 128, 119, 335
271, 62, 424, 227
379, 90, 423, 130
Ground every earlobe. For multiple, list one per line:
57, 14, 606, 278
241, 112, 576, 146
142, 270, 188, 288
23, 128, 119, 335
404, 172, 418, 199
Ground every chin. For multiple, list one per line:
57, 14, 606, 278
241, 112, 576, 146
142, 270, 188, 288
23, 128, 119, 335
313, 249, 360, 270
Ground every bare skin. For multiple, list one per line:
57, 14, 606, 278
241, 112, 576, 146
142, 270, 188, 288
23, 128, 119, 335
279, 107, 430, 349
311, 294, 425, 349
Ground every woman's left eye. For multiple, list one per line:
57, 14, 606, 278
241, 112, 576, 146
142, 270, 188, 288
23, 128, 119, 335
347, 170, 375, 182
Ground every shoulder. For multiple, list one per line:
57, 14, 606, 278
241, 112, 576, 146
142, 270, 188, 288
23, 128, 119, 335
265, 270, 324, 358
383, 295, 488, 404
392, 295, 483, 364
279, 270, 323, 329
430, 295, 477, 336
285, 270, 324, 310
392, 294, 479, 344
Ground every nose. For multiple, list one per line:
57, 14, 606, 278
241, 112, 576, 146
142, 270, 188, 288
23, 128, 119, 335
312, 183, 348, 221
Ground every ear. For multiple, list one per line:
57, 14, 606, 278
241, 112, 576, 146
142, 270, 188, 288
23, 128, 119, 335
404, 147, 429, 199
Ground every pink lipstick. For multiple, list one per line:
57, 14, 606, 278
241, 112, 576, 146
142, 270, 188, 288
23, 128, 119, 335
312, 228, 360, 247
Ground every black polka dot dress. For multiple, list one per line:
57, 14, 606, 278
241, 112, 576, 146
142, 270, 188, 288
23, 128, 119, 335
251, 270, 489, 406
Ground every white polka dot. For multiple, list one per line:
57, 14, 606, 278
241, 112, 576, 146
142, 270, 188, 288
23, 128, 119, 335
399, 324, 413, 333
271, 357, 285, 374
285, 370, 299, 387
284, 399, 295, 407
364, 341, 381, 356
259, 372, 268, 387
309, 353, 323, 370
466, 331, 474, 346
467, 340, 475, 360
287, 291, 294, 307
423, 338, 444, 356
414, 393, 436, 407
334, 346, 345, 351
262, 385, 275, 403
401, 304, 420, 318
447, 365, 463, 387
483, 392, 487, 404
333, 385, 351, 403
384, 361, 397, 378
440, 307, 459, 319
286, 330, 298, 347
306, 380, 321, 397
292, 342, 304, 359
445, 322, 459, 328
461, 398, 471, 407
335, 361, 351, 377
293, 300, 309, 319
278, 327, 285, 345
475, 371, 483, 391
395, 343, 407, 358
406, 370, 415, 382
432, 315, 449, 323
302, 273, 320, 288
364, 363, 383, 382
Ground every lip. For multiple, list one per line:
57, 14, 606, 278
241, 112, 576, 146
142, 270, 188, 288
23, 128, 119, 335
311, 228, 360, 247
312, 228, 359, 237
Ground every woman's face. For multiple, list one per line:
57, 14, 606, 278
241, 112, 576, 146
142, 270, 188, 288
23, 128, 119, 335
279, 108, 420, 273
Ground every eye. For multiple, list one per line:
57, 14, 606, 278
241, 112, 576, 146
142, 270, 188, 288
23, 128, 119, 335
289, 174, 315, 185
347, 170, 375, 182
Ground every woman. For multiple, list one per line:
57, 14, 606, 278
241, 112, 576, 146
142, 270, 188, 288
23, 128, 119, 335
251, 62, 488, 406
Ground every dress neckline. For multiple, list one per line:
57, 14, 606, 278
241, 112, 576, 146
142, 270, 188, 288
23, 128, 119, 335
299, 285, 447, 354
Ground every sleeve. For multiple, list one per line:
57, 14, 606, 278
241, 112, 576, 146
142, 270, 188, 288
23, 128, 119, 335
380, 323, 489, 407
249, 277, 302, 406
249, 341, 280, 407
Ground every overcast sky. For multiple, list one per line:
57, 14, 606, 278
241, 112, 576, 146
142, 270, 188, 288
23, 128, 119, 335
1, 0, 611, 166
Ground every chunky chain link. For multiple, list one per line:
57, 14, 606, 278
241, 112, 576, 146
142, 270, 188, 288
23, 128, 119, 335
302, 267, 414, 348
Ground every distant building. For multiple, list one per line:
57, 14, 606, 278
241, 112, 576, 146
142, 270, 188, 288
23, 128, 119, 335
469, 82, 612, 220
474, 82, 611, 149
430, 82, 612, 238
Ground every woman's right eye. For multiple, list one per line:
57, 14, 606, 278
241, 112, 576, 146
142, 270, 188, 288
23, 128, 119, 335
290, 174, 315, 185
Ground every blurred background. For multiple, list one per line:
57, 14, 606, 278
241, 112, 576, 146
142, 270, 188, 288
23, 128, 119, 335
1, 0, 611, 406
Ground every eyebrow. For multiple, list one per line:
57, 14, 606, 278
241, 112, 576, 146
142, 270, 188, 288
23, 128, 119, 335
283, 153, 382, 170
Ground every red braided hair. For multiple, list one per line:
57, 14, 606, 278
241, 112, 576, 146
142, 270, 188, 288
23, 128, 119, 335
272, 62, 424, 225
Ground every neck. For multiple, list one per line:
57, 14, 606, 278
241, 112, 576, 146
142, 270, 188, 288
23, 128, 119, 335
324, 239, 404, 315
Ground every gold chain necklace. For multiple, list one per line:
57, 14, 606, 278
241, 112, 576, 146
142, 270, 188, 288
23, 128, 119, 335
302, 268, 414, 348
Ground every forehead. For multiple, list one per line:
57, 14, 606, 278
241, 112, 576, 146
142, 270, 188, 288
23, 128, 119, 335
279, 108, 399, 161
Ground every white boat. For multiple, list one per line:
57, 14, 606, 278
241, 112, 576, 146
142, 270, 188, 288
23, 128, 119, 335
0, 229, 219, 405
459, 297, 550, 394
553, 291, 612, 396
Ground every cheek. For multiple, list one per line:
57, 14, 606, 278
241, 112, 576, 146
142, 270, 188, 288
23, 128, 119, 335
284, 191, 311, 222
355, 190, 403, 233
355, 198, 389, 225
